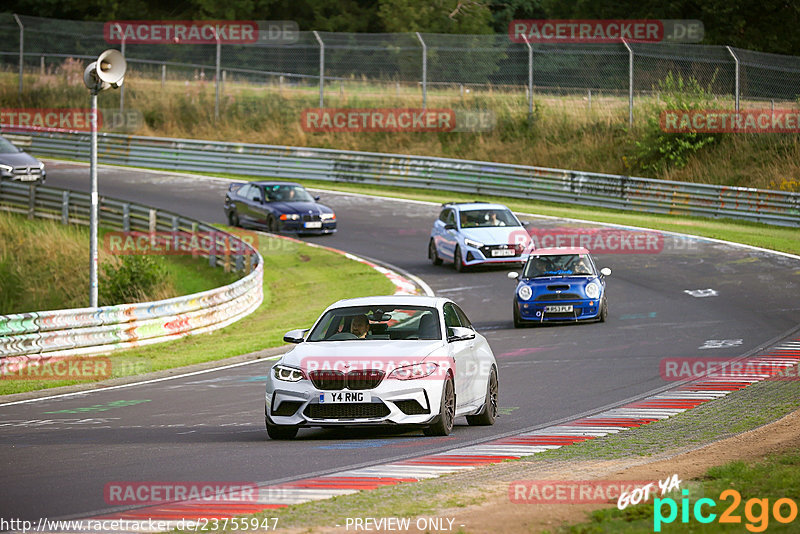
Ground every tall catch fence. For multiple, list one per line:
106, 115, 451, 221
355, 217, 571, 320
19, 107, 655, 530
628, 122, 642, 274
2, 14, 800, 123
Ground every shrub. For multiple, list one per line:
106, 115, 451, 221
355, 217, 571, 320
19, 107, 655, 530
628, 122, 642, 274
99, 255, 167, 306
633, 72, 722, 173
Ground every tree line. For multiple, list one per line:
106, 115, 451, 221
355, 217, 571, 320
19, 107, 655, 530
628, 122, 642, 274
5, 0, 799, 55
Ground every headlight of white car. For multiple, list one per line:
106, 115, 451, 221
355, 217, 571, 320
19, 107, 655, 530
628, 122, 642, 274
273, 364, 306, 382
464, 238, 484, 249
389, 362, 439, 380
0, 164, 12, 176
585, 281, 601, 299
518, 285, 533, 301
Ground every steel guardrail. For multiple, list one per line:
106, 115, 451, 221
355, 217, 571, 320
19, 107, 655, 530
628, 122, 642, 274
13, 130, 800, 227
0, 180, 263, 362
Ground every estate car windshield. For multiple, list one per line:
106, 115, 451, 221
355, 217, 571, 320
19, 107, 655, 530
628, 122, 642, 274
523, 254, 594, 278
0, 137, 22, 154
307, 306, 442, 341
264, 185, 315, 203
459, 209, 520, 228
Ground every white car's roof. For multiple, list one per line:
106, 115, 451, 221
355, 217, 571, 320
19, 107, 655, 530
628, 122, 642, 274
326, 295, 446, 309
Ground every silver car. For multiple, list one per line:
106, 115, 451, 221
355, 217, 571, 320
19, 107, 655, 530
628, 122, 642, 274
0, 136, 46, 184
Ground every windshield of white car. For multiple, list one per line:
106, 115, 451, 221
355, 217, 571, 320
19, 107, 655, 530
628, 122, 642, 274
523, 254, 594, 277
264, 185, 315, 203
307, 305, 442, 341
459, 209, 520, 228
0, 137, 22, 154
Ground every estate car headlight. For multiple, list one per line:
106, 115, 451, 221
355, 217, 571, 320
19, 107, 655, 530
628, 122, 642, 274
518, 285, 533, 301
464, 238, 484, 249
319, 212, 336, 220
279, 214, 300, 221
273, 364, 306, 382
585, 281, 601, 299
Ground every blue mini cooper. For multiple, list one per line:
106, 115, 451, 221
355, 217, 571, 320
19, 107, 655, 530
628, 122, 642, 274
509, 247, 611, 328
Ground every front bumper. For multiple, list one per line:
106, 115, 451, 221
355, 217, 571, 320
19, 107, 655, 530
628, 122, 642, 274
462, 245, 527, 267
279, 220, 337, 235
516, 298, 601, 322
265, 376, 443, 428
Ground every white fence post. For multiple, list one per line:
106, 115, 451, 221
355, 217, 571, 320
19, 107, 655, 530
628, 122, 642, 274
416, 32, 427, 110
313, 31, 325, 109
726, 46, 740, 113
622, 39, 634, 126
14, 14, 23, 95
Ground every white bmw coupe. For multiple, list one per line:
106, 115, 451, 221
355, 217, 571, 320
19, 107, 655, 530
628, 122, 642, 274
265, 295, 498, 439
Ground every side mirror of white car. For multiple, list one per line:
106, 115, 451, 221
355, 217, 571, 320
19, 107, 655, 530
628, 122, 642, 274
600, 267, 612, 276
283, 328, 309, 344
507, 271, 519, 280
447, 326, 476, 342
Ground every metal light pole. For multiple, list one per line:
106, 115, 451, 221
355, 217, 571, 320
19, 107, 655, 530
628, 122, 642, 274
90, 88, 99, 306
83, 49, 126, 307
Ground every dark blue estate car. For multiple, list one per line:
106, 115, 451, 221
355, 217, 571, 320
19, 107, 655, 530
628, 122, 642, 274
223, 181, 336, 234
509, 247, 611, 328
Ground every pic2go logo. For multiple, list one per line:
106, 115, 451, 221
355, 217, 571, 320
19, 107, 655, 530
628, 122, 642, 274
654, 489, 798, 532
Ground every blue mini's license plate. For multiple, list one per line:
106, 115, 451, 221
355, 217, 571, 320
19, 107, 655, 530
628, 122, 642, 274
321, 392, 371, 403
545, 305, 573, 313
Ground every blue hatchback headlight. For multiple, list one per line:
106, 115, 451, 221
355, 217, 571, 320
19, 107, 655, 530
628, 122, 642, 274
518, 285, 533, 301
585, 281, 601, 299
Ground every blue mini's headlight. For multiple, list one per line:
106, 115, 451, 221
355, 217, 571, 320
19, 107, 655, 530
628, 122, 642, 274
585, 281, 601, 299
518, 285, 533, 301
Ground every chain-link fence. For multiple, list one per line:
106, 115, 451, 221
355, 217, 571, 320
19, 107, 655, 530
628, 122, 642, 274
2, 13, 800, 124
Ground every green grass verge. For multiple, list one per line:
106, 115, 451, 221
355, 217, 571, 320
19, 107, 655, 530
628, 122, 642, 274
560, 451, 800, 533
0, 232, 395, 395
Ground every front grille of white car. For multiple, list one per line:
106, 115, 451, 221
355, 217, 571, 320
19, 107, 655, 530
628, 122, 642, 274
309, 369, 384, 390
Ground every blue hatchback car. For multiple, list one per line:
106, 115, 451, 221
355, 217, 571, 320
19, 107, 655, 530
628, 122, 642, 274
509, 247, 611, 327
429, 202, 531, 271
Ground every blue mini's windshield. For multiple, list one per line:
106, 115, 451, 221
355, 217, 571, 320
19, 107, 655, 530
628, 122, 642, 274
523, 254, 593, 278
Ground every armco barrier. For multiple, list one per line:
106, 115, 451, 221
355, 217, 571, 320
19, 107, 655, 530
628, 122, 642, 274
12, 130, 800, 227
0, 181, 263, 361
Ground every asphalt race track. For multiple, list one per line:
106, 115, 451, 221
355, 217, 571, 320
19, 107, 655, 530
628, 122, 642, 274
2, 161, 799, 522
